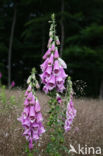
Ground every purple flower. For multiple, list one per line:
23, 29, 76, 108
0, 72, 2, 79
36, 112, 43, 122
11, 81, 15, 87
18, 87, 45, 149
41, 58, 49, 71
45, 66, 52, 77
35, 99, 41, 112
29, 138, 33, 150
64, 96, 76, 132
56, 93, 62, 104
48, 54, 54, 66
43, 85, 49, 94
27, 85, 32, 92
40, 26, 67, 94
23, 106, 29, 119
42, 49, 51, 60
56, 74, 64, 86
40, 53, 67, 94
54, 48, 59, 59
54, 60, 60, 75
48, 74, 55, 90
60, 67, 68, 79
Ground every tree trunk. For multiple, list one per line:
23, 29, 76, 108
99, 79, 103, 99
60, 0, 64, 57
8, 5, 17, 89
41, 22, 45, 54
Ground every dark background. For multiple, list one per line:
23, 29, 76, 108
0, 0, 103, 97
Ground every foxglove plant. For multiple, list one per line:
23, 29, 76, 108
18, 68, 45, 150
40, 14, 76, 155
18, 14, 76, 156
40, 14, 67, 94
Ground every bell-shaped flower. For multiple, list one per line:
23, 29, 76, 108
40, 58, 48, 71
27, 85, 32, 92
54, 47, 59, 59
48, 53, 54, 66
29, 95, 35, 105
22, 119, 30, 129
48, 74, 55, 90
56, 74, 64, 85
33, 131, 39, 140
24, 99, 29, 106
60, 67, 68, 79
53, 60, 60, 75
42, 48, 51, 60
35, 99, 41, 112
40, 73, 45, 84
36, 112, 43, 123
57, 84, 65, 93
23, 129, 31, 138
23, 106, 29, 119
27, 92, 33, 101
45, 65, 52, 78
43, 85, 49, 94
32, 123, 39, 131
29, 106, 35, 123
25, 90, 29, 97
38, 123, 45, 135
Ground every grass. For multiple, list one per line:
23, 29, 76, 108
0, 89, 103, 156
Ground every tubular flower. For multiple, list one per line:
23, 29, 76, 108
40, 15, 67, 94
18, 69, 45, 149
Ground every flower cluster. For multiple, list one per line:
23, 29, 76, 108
18, 69, 45, 149
40, 15, 67, 94
64, 95, 77, 132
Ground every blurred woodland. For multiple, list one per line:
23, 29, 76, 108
0, 0, 103, 97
